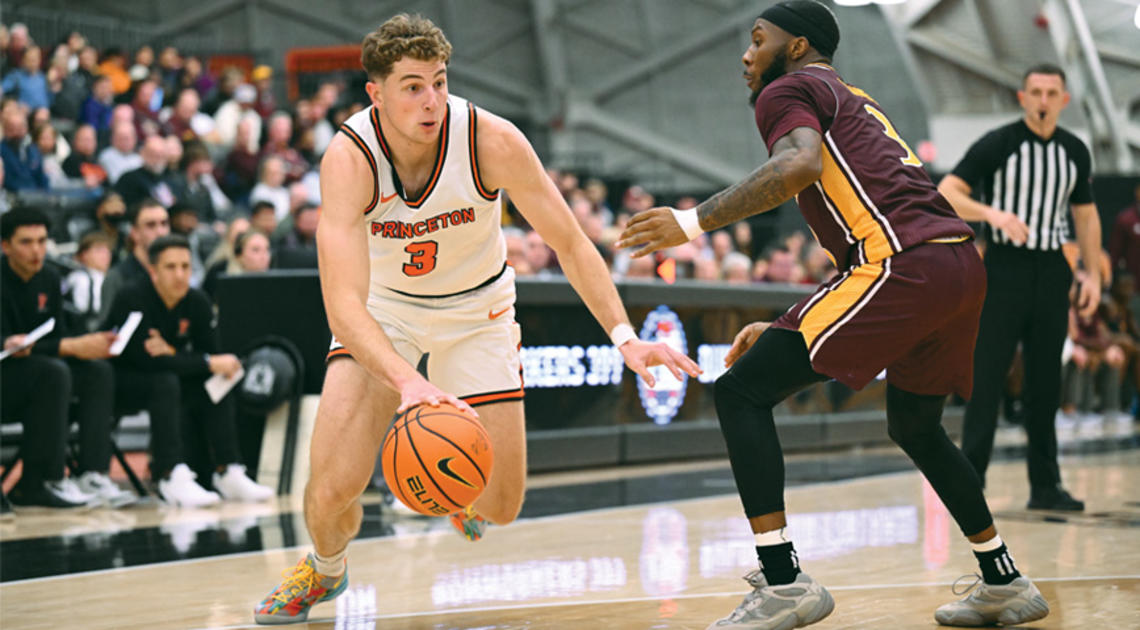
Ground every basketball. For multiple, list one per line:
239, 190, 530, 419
381, 402, 494, 516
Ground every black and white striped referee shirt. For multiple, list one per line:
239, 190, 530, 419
950, 119, 1093, 250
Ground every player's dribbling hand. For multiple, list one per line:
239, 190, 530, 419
397, 375, 479, 418
725, 322, 771, 367
618, 339, 701, 388
616, 207, 689, 258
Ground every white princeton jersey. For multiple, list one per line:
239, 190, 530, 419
338, 94, 505, 297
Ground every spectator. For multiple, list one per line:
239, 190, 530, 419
49, 45, 86, 121
99, 198, 169, 323
75, 44, 101, 88
129, 78, 162, 139
202, 66, 243, 116
525, 229, 557, 276
1, 207, 136, 509
128, 46, 155, 83
722, 252, 752, 284
90, 191, 130, 263
249, 199, 277, 236
273, 202, 319, 269
710, 230, 735, 265
251, 65, 276, 119
65, 232, 114, 332
214, 82, 261, 151
1, 104, 48, 191
97, 47, 132, 96
62, 123, 107, 189
2, 46, 51, 112
1065, 277, 1126, 417
116, 134, 177, 207
156, 47, 182, 98
204, 215, 250, 271
102, 234, 275, 505
171, 141, 229, 224
32, 122, 68, 189
233, 229, 271, 273
177, 56, 215, 102
503, 226, 532, 275
693, 257, 720, 282
202, 217, 254, 297
260, 112, 309, 183
217, 115, 261, 200
4, 23, 30, 70
168, 203, 215, 287
97, 120, 143, 185
758, 246, 804, 284
1109, 183, 1140, 285
161, 88, 217, 145
249, 156, 289, 221
79, 74, 114, 135
733, 221, 755, 259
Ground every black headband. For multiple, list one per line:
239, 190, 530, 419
759, 1, 840, 59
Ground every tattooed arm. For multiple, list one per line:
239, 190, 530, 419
618, 127, 822, 258
697, 127, 823, 231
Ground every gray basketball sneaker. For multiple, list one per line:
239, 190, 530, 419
935, 575, 1049, 627
707, 571, 835, 630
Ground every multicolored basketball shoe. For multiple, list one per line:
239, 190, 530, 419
450, 505, 487, 542
254, 553, 348, 624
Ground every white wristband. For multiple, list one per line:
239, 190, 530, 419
670, 207, 704, 241
609, 323, 637, 348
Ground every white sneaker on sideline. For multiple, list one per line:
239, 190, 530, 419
158, 464, 221, 507
77, 471, 138, 508
212, 464, 274, 502
58, 477, 100, 507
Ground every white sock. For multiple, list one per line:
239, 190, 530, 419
754, 527, 791, 547
313, 548, 347, 576
970, 534, 1003, 553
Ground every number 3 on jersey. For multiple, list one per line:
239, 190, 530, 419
403, 241, 438, 276
864, 104, 922, 167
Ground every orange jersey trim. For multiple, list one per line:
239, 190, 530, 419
467, 102, 497, 201
461, 387, 525, 407
326, 347, 353, 362
337, 125, 379, 214
371, 104, 450, 208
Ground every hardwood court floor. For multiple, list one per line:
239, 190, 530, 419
1, 429, 1137, 628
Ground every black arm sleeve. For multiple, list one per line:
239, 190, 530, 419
949, 130, 1004, 189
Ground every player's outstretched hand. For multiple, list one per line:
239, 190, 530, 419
616, 207, 689, 258
397, 375, 479, 418
619, 339, 701, 388
725, 322, 771, 367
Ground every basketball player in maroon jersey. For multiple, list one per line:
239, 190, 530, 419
620, 1, 1049, 627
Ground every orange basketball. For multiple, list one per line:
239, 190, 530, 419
381, 402, 494, 516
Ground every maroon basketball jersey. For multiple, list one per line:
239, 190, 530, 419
754, 64, 971, 269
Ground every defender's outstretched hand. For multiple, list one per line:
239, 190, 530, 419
617, 207, 690, 258
397, 374, 479, 418
619, 339, 701, 388
725, 322, 771, 367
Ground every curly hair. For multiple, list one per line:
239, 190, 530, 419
361, 14, 452, 80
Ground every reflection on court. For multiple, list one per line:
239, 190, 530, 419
0, 443, 1137, 629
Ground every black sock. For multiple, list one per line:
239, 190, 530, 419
756, 542, 800, 586
974, 544, 1020, 585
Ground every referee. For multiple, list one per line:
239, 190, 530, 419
939, 64, 1099, 511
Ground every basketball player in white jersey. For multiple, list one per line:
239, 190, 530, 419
254, 14, 700, 624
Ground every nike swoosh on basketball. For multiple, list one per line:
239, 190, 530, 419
488, 307, 510, 320
436, 457, 476, 488
380, 191, 399, 203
